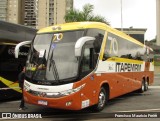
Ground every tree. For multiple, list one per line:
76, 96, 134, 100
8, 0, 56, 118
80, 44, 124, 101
64, 4, 110, 25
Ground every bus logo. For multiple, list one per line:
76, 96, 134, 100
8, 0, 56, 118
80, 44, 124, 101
52, 26, 61, 30
116, 62, 141, 72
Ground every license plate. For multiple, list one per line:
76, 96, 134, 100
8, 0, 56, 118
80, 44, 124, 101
38, 100, 48, 105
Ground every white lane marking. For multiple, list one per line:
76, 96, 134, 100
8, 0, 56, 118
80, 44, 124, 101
115, 108, 160, 112
149, 86, 160, 89
154, 77, 160, 79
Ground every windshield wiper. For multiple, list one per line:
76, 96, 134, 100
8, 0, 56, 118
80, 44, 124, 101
49, 50, 59, 82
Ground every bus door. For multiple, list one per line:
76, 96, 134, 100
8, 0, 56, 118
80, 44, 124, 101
79, 33, 103, 77
79, 42, 99, 103
80, 44, 97, 78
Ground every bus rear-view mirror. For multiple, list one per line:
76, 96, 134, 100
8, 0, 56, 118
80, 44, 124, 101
75, 36, 95, 57
15, 41, 31, 58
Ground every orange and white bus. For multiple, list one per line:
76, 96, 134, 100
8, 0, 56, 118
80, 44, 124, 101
15, 22, 154, 111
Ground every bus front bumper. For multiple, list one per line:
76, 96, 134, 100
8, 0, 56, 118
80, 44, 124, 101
23, 90, 88, 110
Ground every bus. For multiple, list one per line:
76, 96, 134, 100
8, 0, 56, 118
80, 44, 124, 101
15, 22, 154, 111
0, 20, 37, 100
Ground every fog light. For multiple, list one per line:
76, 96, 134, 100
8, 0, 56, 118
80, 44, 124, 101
66, 101, 72, 106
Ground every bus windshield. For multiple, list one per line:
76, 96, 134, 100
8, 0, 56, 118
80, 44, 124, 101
25, 30, 84, 83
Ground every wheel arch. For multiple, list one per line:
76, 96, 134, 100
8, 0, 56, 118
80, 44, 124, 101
146, 76, 149, 84
143, 76, 150, 84
100, 82, 110, 100
142, 76, 146, 82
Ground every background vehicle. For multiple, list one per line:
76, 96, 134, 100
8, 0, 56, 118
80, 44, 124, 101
15, 22, 154, 111
0, 20, 37, 100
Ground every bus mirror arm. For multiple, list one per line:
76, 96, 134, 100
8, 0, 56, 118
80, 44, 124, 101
15, 41, 31, 58
75, 36, 95, 57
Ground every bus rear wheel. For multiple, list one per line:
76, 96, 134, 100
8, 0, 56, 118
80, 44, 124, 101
144, 80, 148, 91
93, 87, 107, 112
139, 80, 145, 93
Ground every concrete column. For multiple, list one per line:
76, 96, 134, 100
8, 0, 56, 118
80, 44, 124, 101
156, 0, 160, 45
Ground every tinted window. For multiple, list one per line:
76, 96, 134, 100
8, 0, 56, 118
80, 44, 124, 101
103, 32, 145, 61
86, 28, 105, 37
86, 28, 105, 53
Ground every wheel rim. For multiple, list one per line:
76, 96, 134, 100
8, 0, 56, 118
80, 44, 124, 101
142, 81, 145, 91
145, 81, 148, 90
98, 90, 106, 108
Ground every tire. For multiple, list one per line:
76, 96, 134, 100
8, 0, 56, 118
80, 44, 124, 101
144, 80, 148, 91
139, 80, 145, 93
92, 87, 108, 112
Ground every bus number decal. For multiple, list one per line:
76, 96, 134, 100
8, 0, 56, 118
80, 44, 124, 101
108, 36, 118, 55
53, 33, 63, 42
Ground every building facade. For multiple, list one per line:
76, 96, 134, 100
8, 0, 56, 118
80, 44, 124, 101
7, 0, 23, 24
24, 0, 38, 28
0, 0, 7, 21
0, 0, 23, 24
0, 0, 38, 28
54, 0, 73, 25
37, 0, 73, 29
0, 0, 73, 28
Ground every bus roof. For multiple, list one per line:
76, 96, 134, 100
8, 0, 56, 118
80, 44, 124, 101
37, 22, 144, 47
37, 22, 108, 33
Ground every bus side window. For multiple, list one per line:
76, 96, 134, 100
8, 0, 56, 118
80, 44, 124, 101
103, 37, 111, 61
147, 48, 154, 62
103, 49, 110, 61
146, 48, 154, 62
149, 53, 154, 62
82, 48, 90, 72
93, 34, 103, 53
135, 51, 142, 60
81, 47, 96, 76
86, 28, 104, 53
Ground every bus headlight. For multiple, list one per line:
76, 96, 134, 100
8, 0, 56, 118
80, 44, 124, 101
37, 83, 86, 98
24, 82, 86, 98
24, 81, 31, 91
60, 83, 86, 96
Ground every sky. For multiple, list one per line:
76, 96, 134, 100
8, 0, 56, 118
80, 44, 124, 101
74, 0, 156, 40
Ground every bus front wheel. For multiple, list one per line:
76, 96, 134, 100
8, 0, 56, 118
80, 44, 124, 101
93, 87, 108, 112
